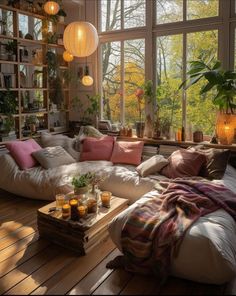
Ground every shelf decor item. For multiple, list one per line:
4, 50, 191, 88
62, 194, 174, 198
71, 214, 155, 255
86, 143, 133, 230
63, 21, 98, 58
44, 1, 60, 15
71, 172, 94, 195
180, 57, 236, 145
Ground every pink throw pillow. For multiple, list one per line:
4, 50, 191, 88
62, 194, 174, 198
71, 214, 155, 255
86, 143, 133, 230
6, 139, 42, 170
80, 136, 115, 161
161, 149, 206, 179
110, 141, 144, 166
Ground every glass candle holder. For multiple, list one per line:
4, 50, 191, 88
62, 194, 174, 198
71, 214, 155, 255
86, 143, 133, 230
69, 198, 79, 221
78, 204, 88, 218
62, 204, 71, 219
55, 194, 65, 210
100, 191, 112, 208
87, 198, 97, 213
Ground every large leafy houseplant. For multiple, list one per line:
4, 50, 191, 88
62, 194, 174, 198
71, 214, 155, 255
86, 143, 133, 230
180, 57, 236, 144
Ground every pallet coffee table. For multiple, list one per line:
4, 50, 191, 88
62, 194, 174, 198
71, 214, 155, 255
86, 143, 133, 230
37, 196, 128, 255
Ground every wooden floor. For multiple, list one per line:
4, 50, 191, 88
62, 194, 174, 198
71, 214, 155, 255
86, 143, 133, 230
0, 190, 235, 295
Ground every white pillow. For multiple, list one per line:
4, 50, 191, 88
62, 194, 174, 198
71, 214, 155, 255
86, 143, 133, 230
40, 132, 79, 161
136, 155, 169, 177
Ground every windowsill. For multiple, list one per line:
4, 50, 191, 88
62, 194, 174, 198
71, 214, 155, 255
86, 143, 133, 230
117, 136, 236, 151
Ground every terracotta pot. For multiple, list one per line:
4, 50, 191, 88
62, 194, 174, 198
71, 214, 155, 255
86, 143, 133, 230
216, 113, 236, 145
135, 121, 145, 138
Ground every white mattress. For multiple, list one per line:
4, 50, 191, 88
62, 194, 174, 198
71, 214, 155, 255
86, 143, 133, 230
108, 165, 236, 284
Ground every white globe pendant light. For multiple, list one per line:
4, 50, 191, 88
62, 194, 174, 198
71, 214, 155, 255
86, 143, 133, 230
44, 1, 60, 15
63, 21, 98, 58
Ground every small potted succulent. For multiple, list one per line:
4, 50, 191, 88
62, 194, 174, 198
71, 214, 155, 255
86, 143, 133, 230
72, 172, 94, 195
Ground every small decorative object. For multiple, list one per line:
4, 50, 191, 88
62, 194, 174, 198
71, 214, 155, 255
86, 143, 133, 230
63, 51, 73, 62
69, 198, 79, 221
25, 33, 34, 40
135, 88, 145, 138
210, 134, 218, 144
193, 130, 203, 143
127, 126, 132, 137
44, 1, 60, 15
62, 203, 71, 219
82, 65, 93, 86
63, 21, 99, 57
144, 114, 153, 138
100, 191, 111, 208
57, 8, 67, 23
5, 40, 17, 61
55, 193, 65, 210
216, 113, 236, 145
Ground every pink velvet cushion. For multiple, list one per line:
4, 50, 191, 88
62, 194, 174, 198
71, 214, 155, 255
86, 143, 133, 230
161, 149, 206, 178
110, 141, 144, 165
6, 139, 42, 170
80, 136, 115, 161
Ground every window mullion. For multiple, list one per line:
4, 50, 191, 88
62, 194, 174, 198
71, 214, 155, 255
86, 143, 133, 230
121, 40, 125, 125
121, 0, 124, 30
183, 0, 187, 21
182, 32, 187, 135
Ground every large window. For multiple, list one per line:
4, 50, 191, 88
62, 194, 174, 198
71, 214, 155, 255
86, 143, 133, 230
98, 0, 235, 137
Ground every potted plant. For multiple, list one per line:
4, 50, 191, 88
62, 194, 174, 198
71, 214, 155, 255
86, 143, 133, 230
57, 8, 67, 23
180, 58, 236, 145
5, 40, 17, 61
134, 88, 145, 138
26, 115, 38, 133
0, 89, 17, 115
72, 172, 94, 195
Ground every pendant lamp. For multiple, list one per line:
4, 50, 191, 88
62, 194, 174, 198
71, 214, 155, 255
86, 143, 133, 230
63, 51, 74, 62
44, 1, 60, 15
63, 21, 98, 57
82, 65, 94, 86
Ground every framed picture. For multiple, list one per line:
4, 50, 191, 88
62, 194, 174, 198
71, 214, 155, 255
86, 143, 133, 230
77, 63, 94, 92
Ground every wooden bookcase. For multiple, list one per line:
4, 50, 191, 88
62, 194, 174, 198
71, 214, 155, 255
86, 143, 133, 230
0, 4, 70, 144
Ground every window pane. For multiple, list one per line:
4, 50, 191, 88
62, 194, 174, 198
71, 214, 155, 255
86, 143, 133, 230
101, 0, 121, 32
0, 9, 14, 37
124, 39, 145, 125
124, 0, 146, 29
102, 42, 121, 123
187, 0, 219, 20
156, 34, 183, 138
186, 30, 218, 138
156, 0, 183, 25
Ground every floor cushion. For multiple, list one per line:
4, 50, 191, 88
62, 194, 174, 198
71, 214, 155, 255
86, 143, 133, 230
108, 175, 236, 284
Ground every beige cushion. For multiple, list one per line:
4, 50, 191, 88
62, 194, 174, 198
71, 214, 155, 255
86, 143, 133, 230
40, 132, 80, 161
136, 155, 169, 177
32, 146, 75, 169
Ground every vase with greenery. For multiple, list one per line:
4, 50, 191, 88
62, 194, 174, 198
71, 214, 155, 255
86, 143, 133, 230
180, 57, 236, 145
72, 172, 94, 195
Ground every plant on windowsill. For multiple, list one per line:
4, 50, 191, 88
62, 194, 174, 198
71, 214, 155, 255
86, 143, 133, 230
134, 88, 145, 138
5, 40, 17, 61
179, 57, 236, 145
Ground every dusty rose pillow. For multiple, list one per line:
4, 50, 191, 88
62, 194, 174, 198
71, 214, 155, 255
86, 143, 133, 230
161, 149, 206, 178
110, 141, 144, 166
80, 136, 115, 161
6, 139, 42, 170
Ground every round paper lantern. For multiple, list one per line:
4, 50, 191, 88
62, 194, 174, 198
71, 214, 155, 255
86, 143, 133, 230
63, 51, 74, 62
44, 1, 60, 15
63, 21, 99, 58
82, 75, 94, 86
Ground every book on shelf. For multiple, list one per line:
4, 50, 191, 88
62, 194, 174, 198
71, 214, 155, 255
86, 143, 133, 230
0, 134, 17, 142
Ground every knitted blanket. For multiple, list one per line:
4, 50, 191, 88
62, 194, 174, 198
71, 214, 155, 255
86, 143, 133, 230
120, 179, 236, 281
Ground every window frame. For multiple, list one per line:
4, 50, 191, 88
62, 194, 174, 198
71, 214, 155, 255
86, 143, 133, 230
97, 0, 234, 129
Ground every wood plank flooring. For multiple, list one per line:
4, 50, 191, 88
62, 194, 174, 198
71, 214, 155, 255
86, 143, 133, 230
0, 189, 235, 295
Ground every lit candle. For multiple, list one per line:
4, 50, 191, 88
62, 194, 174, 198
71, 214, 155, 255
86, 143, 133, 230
100, 191, 111, 208
78, 205, 87, 218
62, 204, 71, 219
69, 198, 79, 221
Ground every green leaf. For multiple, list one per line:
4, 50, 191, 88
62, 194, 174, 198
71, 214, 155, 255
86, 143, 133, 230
200, 82, 215, 94
212, 61, 221, 70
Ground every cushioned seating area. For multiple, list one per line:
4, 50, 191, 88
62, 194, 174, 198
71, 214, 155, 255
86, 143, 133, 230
108, 165, 236, 285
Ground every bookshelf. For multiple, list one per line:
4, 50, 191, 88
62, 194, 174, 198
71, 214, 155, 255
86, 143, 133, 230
0, 3, 70, 144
